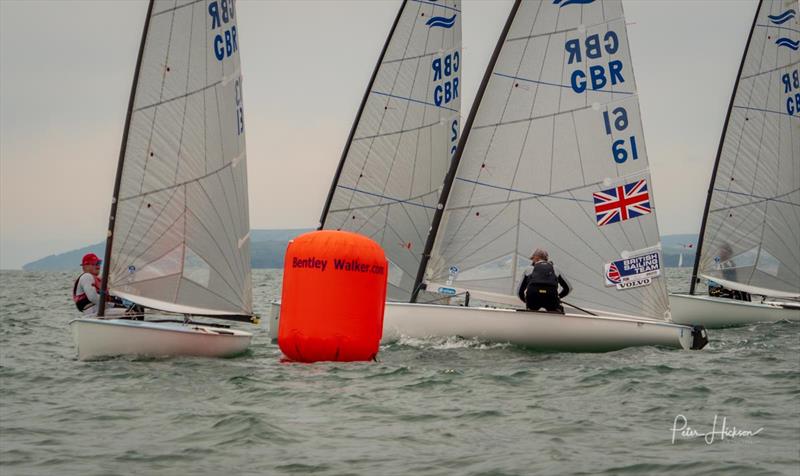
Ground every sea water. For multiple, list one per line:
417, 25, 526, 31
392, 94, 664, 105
0, 269, 798, 475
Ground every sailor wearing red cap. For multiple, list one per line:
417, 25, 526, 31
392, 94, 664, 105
72, 253, 102, 314
71, 253, 128, 316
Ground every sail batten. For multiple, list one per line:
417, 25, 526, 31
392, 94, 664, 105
417, 0, 671, 319
104, 0, 253, 317
319, 0, 462, 301
693, 0, 800, 297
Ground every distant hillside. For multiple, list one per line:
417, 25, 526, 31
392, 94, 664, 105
22, 228, 312, 271
23, 242, 106, 272
23, 231, 700, 270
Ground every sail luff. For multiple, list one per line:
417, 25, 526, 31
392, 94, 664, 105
318, 0, 409, 230
690, 0, 764, 295
411, 0, 522, 303
98, 0, 156, 318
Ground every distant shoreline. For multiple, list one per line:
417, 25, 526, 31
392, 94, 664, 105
18, 230, 699, 271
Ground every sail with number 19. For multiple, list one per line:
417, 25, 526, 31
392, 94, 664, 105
376, 0, 708, 351
270, 0, 707, 351
70, 0, 258, 360
670, 0, 800, 328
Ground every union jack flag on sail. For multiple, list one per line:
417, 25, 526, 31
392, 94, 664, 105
592, 179, 651, 226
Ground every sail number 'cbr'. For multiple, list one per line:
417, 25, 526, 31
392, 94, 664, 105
566, 31, 624, 93
603, 106, 638, 164
782, 69, 800, 115
209, 0, 237, 61
432, 52, 460, 107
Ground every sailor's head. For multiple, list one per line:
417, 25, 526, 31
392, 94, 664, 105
718, 243, 733, 260
81, 253, 102, 274
530, 248, 549, 263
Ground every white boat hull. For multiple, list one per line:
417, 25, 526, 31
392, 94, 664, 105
269, 302, 705, 352
669, 293, 800, 329
69, 318, 253, 361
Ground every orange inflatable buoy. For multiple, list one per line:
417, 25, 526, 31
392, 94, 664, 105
278, 230, 388, 362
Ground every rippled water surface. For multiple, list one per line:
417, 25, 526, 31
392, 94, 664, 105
1, 269, 798, 475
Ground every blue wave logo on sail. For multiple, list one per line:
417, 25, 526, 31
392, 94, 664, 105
768, 9, 796, 25
775, 37, 800, 50
553, 0, 595, 7
426, 14, 457, 29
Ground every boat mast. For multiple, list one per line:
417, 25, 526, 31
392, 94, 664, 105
98, 0, 155, 317
411, 0, 522, 303
690, 0, 762, 295
317, 0, 408, 229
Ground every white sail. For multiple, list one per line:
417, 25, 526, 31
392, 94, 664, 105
694, 0, 800, 297
108, 0, 252, 316
421, 0, 670, 319
320, 0, 461, 301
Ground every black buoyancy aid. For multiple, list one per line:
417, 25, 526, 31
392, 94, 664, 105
529, 261, 558, 287
72, 273, 99, 312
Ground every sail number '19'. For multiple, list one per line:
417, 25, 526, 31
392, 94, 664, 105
209, 0, 237, 61
603, 106, 638, 163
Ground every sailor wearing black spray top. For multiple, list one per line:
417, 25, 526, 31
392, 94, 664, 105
517, 249, 571, 314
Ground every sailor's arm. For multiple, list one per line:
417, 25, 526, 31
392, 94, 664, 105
80, 273, 100, 305
517, 274, 529, 303
555, 268, 571, 299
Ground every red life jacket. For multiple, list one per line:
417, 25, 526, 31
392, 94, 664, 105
72, 273, 101, 312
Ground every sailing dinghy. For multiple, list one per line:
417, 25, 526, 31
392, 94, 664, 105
71, 0, 258, 360
272, 0, 707, 351
670, 0, 800, 328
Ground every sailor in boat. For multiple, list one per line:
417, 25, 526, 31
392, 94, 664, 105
517, 249, 572, 314
71, 253, 136, 318
707, 243, 751, 302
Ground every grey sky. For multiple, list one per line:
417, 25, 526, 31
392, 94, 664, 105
0, 0, 755, 269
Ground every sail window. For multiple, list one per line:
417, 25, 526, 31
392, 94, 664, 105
128, 244, 183, 282
456, 254, 514, 282
387, 259, 404, 288
183, 246, 211, 288
755, 248, 780, 277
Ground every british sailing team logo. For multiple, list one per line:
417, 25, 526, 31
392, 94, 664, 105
605, 262, 622, 284
604, 251, 661, 290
